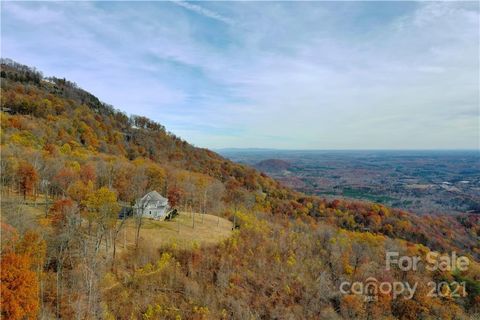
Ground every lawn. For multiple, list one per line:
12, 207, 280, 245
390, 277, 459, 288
117, 211, 233, 251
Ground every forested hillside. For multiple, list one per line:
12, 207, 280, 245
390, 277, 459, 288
1, 59, 479, 319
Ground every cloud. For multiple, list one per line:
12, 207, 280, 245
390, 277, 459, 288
170, 0, 235, 26
1, 2, 61, 24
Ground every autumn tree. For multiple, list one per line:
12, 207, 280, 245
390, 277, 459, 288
206, 180, 225, 226
1, 227, 45, 320
224, 179, 247, 229
0, 149, 17, 194
167, 186, 183, 209
146, 163, 166, 193
53, 167, 77, 196
1, 252, 39, 320
85, 187, 120, 252
112, 161, 133, 202
79, 163, 96, 184
129, 165, 147, 249
48, 198, 81, 317
49, 198, 77, 228
17, 161, 38, 200
67, 180, 94, 208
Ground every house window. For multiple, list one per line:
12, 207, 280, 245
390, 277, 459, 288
149, 211, 152, 215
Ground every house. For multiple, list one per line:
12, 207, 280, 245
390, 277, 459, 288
134, 190, 170, 220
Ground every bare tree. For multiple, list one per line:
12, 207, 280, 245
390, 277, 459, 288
224, 179, 247, 229
111, 212, 127, 269
130, 166, 147, 249
206, 180, 225, 226
40, 179, 50, 217
49, 202, 81, 319
134, 200, 147, 250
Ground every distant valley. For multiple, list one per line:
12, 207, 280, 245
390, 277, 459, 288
219, 149, 480, 215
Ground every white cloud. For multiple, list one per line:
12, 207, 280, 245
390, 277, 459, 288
171, 0, 235, 26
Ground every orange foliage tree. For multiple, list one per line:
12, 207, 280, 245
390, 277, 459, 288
1, 252, 38, 320
167, 186, 183, 208
1, 226, 44, 320
17, 161, 38, 200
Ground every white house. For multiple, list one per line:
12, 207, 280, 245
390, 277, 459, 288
134, 190, 170, 220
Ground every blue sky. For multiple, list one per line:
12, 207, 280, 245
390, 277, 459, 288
1, 1, 479, 149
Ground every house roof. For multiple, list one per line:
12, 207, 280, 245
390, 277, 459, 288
145, 190, 166, 201
137, 190, 168, 207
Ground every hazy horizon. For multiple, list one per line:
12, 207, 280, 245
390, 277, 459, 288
2, 1, 479, 150
216, 148, 479, 152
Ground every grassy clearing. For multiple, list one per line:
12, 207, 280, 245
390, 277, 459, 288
118, 211, 233, 251
0, 194, 49, 233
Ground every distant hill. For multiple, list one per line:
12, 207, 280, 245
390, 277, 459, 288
255, 159, 291, 172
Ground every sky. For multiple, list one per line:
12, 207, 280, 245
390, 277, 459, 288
1, 1, 479, 150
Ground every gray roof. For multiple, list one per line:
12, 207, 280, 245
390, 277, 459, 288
136, 190, 168, 207
145, 190, 166, 201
